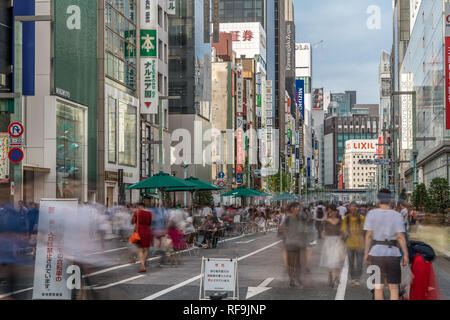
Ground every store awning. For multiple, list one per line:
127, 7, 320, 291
23, 165, 51, 173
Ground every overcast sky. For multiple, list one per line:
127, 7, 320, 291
294, 0, 393, 104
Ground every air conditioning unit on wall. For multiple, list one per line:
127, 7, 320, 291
0, 74, 6, 87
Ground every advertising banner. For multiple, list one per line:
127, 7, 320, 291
296, 79, 305, 120
446, 3, 450, 129
0, 133, 9, 183
400, 73, 413, 149
236, 69, 244, 114
54, 0, 97, 107
13, 0, 35, 95
140, 0, 158, 114
167, 0, 176, 15
236, 117, 244, 166
32, 199, 78, 300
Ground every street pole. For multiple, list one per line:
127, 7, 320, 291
412, 93, 418, 190
13, 20, 23, 204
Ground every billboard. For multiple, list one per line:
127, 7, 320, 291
400, 73, 413, 149
345, 139, 378, 153
296, 79, 305, 120
313, 88, 323, 110
53, 0, 98, 189
0, 133, 9, 183
13, 0, 35, 95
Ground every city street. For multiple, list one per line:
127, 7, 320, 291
2, 230, 450, 300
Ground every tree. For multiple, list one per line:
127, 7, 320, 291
265, 170, 295, 194
412, 183, 428, 210
194, 190, 213, 206
427, 178, 450, 214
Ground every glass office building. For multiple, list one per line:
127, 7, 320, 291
168, 0, 212, 115
219, 0, 265, 26
400, 0, 450, 187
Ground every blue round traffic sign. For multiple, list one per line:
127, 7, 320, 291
218, 171, 225, 179
9, 148, 24, 163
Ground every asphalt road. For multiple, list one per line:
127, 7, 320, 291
1, 230, 450, 300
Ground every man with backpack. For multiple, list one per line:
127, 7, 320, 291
313, 201, 326, 239
341, 201, 365, 285
363, 189, 409, 300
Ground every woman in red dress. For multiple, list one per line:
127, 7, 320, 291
131, 204, 152, 273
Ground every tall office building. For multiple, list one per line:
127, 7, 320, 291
168, 0, 212, 183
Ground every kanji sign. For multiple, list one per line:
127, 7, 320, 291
8, 122, 24, 138
167, 0, 176, 15
8, 147, 24, 163
140, 58, 158, 114
0, 133, 9, 183
140, 30, 157, 57
204, 259, 236, 292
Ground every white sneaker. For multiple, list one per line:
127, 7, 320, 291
310, 240, 317, 246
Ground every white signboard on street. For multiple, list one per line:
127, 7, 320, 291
200, 257, 239, 300
32, 199, 78, 300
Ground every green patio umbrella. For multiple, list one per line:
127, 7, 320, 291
220, 187, 261, 198
270, 192, 301, 201
125, 171, 196, 190
165, 177, 223, 192
165, 177, 223, 210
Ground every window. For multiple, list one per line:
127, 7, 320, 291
56, 101, 85, 199
118, 102, 137, 166
108, 97, 117, 163
158, 73, 163, 94
159, 40, 163, 61
158, 6, 163, 27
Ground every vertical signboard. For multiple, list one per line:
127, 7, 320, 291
296, 79, 305, 120
140, 0, 158, 114
32, 199, 78, 300
236, 68, 244, 114
236, 116, 244, 166
400, 73, 413, 150
445, 3, 450, 129
13, 0, 35, 95
212, 0, 220, 42
0, 133, 9, 183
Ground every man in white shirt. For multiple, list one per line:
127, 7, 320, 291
399, 202, 409, 232
201, 205, 212, 217
337, 202, 347, 219
364, 189, 408, 300
214, 205, 224, 219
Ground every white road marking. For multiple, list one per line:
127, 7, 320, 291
236, 239, 256, 244
246, 277, 274, 300
335, 255, 349, 300
141, 240, 283, 300
88, 247, 128, 256
0, 234, 251, 298
142, 275, 202, 300
92, 275, 145, 290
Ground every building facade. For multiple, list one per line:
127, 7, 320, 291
343, 139, 377, 190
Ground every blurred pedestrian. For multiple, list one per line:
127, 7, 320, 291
279, 202, 306, 288
363, 189, 409, 300
313, 201, 326, 239
167, 219, 184, 266
320, 204, 345, 288
131, 204, 152, 273
341, 202, 365, 285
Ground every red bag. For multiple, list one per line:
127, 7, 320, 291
129, 211, 141, 244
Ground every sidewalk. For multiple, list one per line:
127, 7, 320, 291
408, 225, 450, 259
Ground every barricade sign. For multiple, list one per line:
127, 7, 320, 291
199, 257, 239, 300
32, 199, 78, 300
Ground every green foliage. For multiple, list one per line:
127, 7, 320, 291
426, 178, 450, 214
412, 183, 428, 210
194, 190, 213, 206
265, 170, 296, 194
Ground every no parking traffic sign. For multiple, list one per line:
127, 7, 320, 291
9, 148, 24, 163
